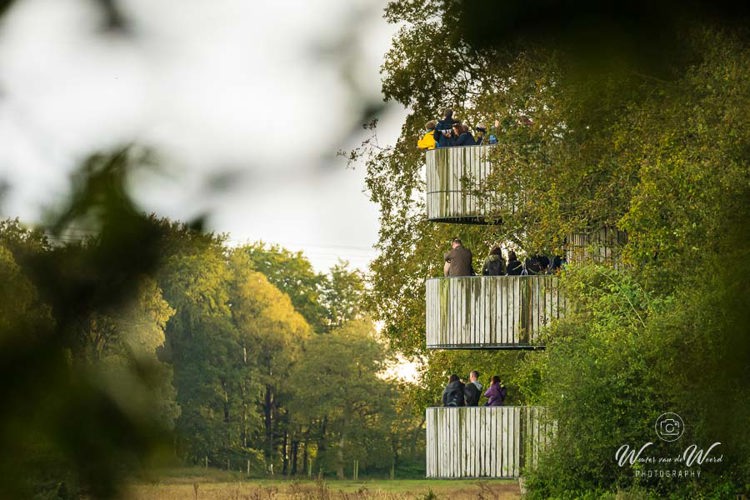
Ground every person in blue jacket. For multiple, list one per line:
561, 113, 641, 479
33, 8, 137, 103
453, 124, 476, 146
434, 108, 457, 147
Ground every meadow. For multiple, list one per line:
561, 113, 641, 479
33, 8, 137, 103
125, 469, 521, 499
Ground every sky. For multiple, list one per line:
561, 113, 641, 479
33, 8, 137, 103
0, 0, 408, 272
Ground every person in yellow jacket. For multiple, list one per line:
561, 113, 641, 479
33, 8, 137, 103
417, 120, 437, 150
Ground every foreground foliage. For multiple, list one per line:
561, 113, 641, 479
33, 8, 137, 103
0, 152, 423, 498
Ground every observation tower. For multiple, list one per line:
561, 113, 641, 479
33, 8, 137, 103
424, 144, 554, 478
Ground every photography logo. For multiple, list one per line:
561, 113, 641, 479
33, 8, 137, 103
655, 412, 685, 442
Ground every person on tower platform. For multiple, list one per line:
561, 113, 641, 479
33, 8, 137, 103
453, 123, 476, 146
444, 238, 475, 277
482, 246, 506, 276
484, 376, 507, 406
463, 370, 483, 406
442, 374, 466, 407
417, 120, 437, 150
434, 108, 458, 148
506, 250, 523, 276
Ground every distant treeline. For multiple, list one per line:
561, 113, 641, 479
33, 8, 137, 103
0, 204, 423, 498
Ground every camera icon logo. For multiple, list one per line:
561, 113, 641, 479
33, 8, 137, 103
655, 412, 685, 442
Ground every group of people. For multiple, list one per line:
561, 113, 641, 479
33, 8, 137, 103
444, 238, 564, 277
442, 371, 507, 407
418, 109, 498, 150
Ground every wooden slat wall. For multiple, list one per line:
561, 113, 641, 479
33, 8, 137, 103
425, 276, 565, 348
566, 227, 628, 265
425, 146, 496, 221
425, 406, 550, 478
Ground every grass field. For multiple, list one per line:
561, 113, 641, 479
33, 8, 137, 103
125, 469, 522, 499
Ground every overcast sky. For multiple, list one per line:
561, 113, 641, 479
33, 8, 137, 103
0, 0, 407, 272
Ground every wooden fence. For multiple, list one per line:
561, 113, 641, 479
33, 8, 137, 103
426, 406, 551, 478
425, 276, 564, 349
425, 145, 508, 223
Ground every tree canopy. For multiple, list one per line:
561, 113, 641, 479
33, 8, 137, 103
358, 1, 750, 496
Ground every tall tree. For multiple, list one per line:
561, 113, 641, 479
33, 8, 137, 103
320, 260, 367, 330
288, 320, 395, 479
229, 249, 311, 471
237, 243, 328, 333
155, 221, 249, 464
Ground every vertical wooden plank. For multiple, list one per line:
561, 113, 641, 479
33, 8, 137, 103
477, 278, 483, 346
429, 280, 433, 347
514, 407, 521, 477
506, 406, 513, 477
443, 408, 449, 478
482, 276, 497, 344
494, 277, 502, 344
512, 276, 520, 345
497, 276, 510, 343
444, 408, 450, 478
468, 407, 474, 477
502, 277, 509, 344
435, 408, 441, 478
426, 408, 431, 477
452, 408, 458, 478
500, 407, 505, 477
488, 408, 494, 477
430, 407, 436, 477
457, 278, 463, 346
476, 407, 482, 477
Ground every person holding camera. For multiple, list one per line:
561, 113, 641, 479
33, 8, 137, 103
453, 123, 476, 146
434, 108, 458, 148
475, 120, 499, 145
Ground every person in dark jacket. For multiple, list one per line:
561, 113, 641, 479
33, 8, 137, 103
482, 246, 506, 276
524, 256, 541, 275
444, 238, 475, 277
453, 124, 476, 146
484, 376, 507, 406
548, 255, 564, 274
463, 370, 483, 406
442, 374, 465, 407
434, 108, 457, 148
506, 250, 523, 276
475, 123, 487, 145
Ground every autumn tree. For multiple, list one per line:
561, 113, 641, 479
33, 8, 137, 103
229, 249, 311, 472
288, 320, 395, 479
